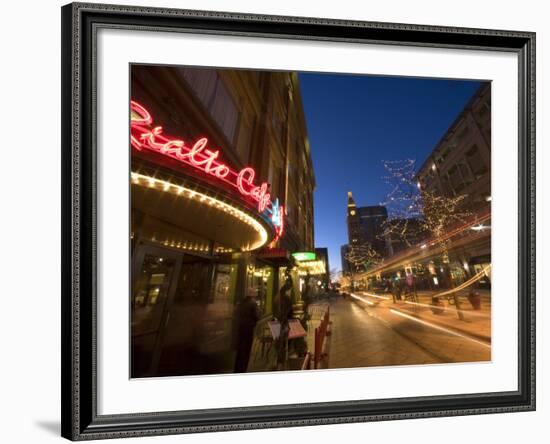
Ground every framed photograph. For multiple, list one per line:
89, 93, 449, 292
61, 2, 535, 440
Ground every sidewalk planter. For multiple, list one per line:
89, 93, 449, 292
468, 291, 482, 310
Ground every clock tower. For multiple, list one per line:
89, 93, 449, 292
347, 191, 361, 246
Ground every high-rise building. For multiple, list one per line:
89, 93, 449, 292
365, 83, 491, 291
130, 65, 315, 377
415, 83, 491, 214
315, 247, 330, 287
346, 192, 389, 257
410, 83, 491, 288
340, 244, 351, 275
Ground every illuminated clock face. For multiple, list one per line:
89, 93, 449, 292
350, 210, 356, 216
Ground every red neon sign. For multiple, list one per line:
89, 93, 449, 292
131, 100, 272, 213
271, 203, 284, 245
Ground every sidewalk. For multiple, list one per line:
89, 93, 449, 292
370, 290, 491, 343
247, 302, 329, 372
305, 301, 331, 352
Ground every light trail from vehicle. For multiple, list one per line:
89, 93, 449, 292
358, 292, 391, 300
389, 309, 491, 349
361, 211, 491, 278
429, 266, 491, 298
357, 290, 489, 318
401, 299, 490, 319
350, 293, 375, 306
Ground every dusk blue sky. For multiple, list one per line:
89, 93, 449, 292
298, 73, 483, 273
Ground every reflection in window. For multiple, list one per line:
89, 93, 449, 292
132, 254, 175, 337
246, 265, 274, 316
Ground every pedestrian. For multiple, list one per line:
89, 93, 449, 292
395, 279, 402, 301
385, 278, 392, 293
273, 274, 294, 369
233, 288, 259, 373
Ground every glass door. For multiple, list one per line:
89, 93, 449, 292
131, 243, 239, 377
155, 258, 237, 376
130, 244, 181, 378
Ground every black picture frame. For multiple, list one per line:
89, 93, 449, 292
61, 2, 536, 440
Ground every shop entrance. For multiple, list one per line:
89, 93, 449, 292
131, 243, 237, 378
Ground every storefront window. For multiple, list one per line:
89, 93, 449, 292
246, 264, 274, 316
282, 267, 301, 305
132, 254, 176, 334
133, 250, 240, 377
206, 263, 238, 347
130, 214, 242, 376
131, 252, 177, 377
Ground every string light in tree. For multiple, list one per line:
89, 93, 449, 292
379, 159, 472, 258
344, 242, 382, 277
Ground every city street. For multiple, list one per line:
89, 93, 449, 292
126, 65, 493, 378
321, 293, 490, 370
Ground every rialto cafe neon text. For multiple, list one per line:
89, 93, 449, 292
130, 100, 284, 241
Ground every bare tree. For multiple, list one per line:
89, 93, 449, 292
344, 242, 382, 290
380, 159, 471, 255
379, 159, 472, 318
